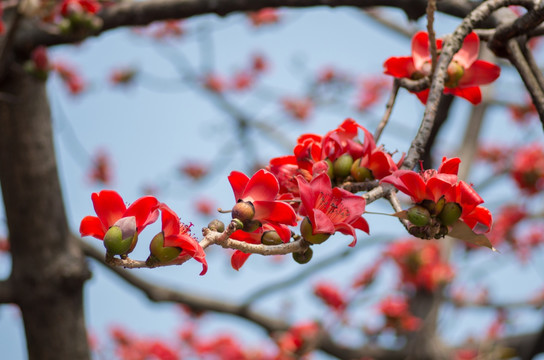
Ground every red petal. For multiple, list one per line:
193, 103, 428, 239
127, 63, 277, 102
412, 31, 430, 70
462, 206, 492, 234
454, 32, 479, 68
167, 233, 208, 275
368, 150, 397, 179
242, 169, 279, 201
333, 223, 358, 247
446, 86, 481, 105
311, 209, 336, 234
231, 250, 251, 271
228, 171, 249, 201
456, 181, 483, 214
438, 157, 461, 175
415, 89, 429, 104
426, 174, 457, 203
253, 200, 297, 226
382, 171, 426, 203
79, 216, 106, 240
458, 61, 501, 87
383, 57, 416, 78
158, 203, 180, 238
92, 190, 126, 229
264, 223, 291, 243
124, 196, 160, 232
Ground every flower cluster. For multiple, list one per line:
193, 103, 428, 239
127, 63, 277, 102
386, 239, 454, 292
225, 118, 399, 269
384, 31, 500, 104
313, 282, 347, 313
79, 190, 207, 275
382, 157, 492, 240
377, 296, 421, 333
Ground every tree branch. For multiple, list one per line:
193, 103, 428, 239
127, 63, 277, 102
0, 279, 14, 304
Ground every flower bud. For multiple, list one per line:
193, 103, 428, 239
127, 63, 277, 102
232, 201, 255, 222
438, 202, 462, 226
446, 61, 465, 88
103, 216, 138, 256
243, 219, 262, 233
208, 219, 225, 232
293, 247, 313, 264
350, 158, 374, 182
300, 217, 331, 244
325, 158, 334, 179
333, 153, 353, 179
261, 231, 283, 246
406, 205, 431, 227
147, 232, 181, 265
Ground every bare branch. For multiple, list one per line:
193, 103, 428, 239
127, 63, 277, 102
374, 79, 400, 142
0, 279, 14, 304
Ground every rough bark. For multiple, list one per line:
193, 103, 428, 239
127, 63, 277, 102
0, 62, 91, 360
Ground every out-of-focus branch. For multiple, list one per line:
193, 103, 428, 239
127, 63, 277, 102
505, 38, 544, 128
0, 279, 14, 304
374, 79, 399, 142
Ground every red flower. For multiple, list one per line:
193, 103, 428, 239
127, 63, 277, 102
511, 144, 544, 193
378, 296, 421, 332
248, 8, 279, 27
296, 172, 369, 246
251, 53, 268, 73
356, 76, 390, 110
53, 61, 86, 95
381, 157, 460, 204
231, 71, 253, 91
384, 31, 500, 104
228, 169, 297, 226
159, 204, 207, 275
110, 67, 137, 86
79, 190, 160, 240
88, 149, 113, 185
203, 73, 225, 93
313, 282, 347, 313
282, 97, 313, 121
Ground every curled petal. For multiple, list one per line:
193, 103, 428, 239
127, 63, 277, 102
228, 171, 249, 201
383, 57, 416, 78
92, 190, 126, 229
80, 216, 106, 240
168, 234, 208, 275
426, 174, 457, 203
458, 60, 501, 87
412, 31, 430, 70
253, 200, 297, 226
382, 170, 427, 203
124, 196, 160, 231
158, 203, 180, 238
231, 250, 251, 271
454, 32, 480, 68
242, 169, 279, 201
438, 157, 461, 175
462, 206, 492, 234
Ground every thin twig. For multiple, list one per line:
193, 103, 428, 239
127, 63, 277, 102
427, 0, 438, 75
374, 79, 400, 142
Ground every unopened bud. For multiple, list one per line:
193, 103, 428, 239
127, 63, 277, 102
261, 231, 283, 246
350, 158, 374, 182
147, 232, 181, 265
232, 201, 255, 222
333, 153, 353, 179
293, 247, 313, 264
406, 206, 431, 227
208, 219, 225, 232
300, 217, 331, 244
446, 61, 465, 88
103, 216, 138, 256
422, 197, 446, 216
438, 202, 462, 226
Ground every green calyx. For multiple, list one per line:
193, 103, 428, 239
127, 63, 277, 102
147, 232, 182, 265
438, 202, 462, 226
333, 154, 354, 179
406, 205, 431, 227
293, 247, 313, 264
445, 61, 465, 88
261, 231, 283, 246
103, 217, 138, 257
350, 158, 374, 182
300, 217, 331, 245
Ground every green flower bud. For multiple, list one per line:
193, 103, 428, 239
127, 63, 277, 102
208, 219, 225, 232
261, 231, 283, 246
147, 232, 181, 265
406, 205, 431, 227
300, 217, 331, 245
232, 201, 255, 222
446, 61, 465, 88
243, 219, 262, 233
333, 154, 353, 179
350, 158, 374, 182
293, 247, 313, 264
103, 217, 138, 257
421, 197, 445, 216
325, 158, 334, 179
438, 202, 462, 226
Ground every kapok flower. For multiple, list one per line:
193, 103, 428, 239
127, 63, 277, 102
248, 8, 279, 27
313, 282, 347, 313
147, 204, 207, 275
296, 172, 369, 246
378, 296, 421, 332
384, 31, 501, 104
228, 169, 297, 230
511, 144, 544, 193
60, 0, 101, 17
79, 190, 160, 256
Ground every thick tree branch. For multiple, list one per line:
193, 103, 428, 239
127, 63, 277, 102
0, 279, 14, 304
